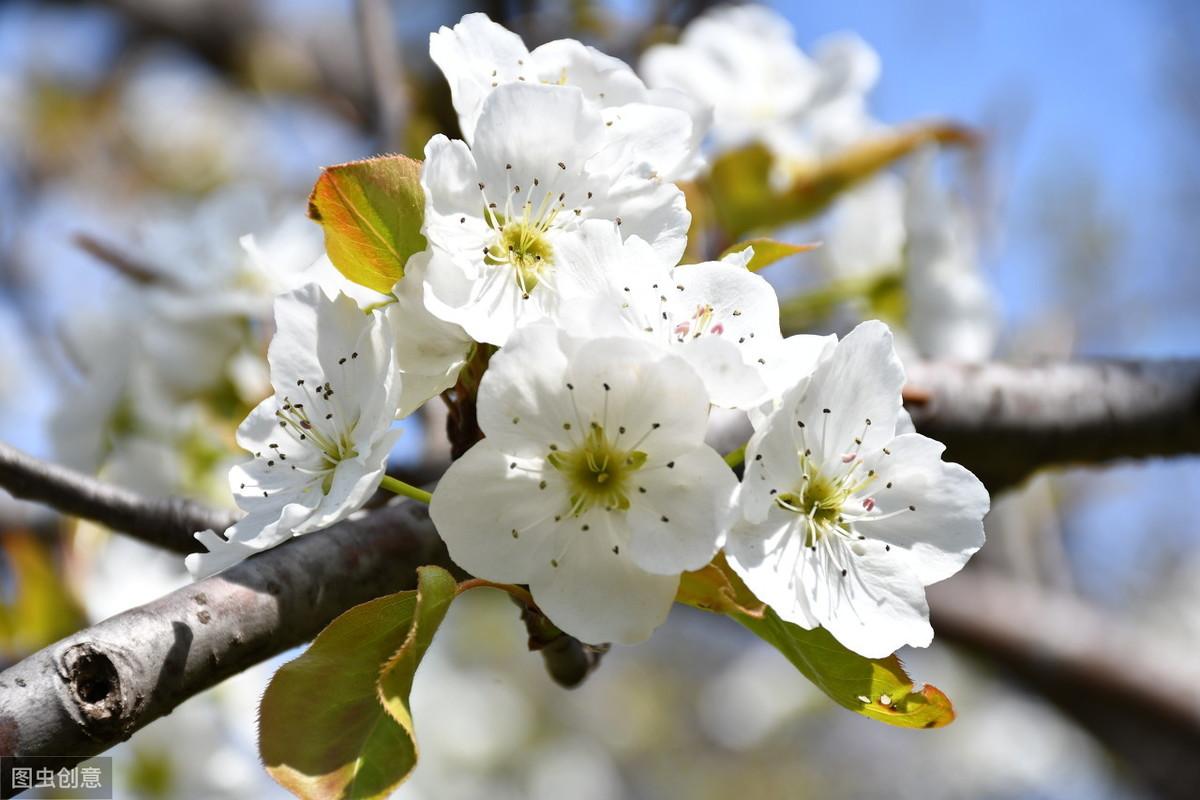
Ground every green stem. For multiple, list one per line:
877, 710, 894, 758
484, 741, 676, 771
724, 445, 746, 468
378, 475, 432, 504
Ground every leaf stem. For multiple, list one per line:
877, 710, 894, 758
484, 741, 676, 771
378, 475, 432, 504
457, 578, 536, 608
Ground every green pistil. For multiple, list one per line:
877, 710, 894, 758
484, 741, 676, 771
485, 220, 554, 295
547, 425, 647, 515
776, 468, 857, 545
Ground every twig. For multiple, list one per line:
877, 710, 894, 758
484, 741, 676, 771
932, 571, 1200, 800
905, 359, 1200, 491
0, 442, 234, 554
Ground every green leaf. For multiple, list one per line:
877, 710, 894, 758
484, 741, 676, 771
736, 608, 955, 729
259, 565, 458, 799
307, 155, 427, 294
708, 123, 976, 239
678, 557, 955, 729
778, 269, 905, 333
719, 238, 820, 272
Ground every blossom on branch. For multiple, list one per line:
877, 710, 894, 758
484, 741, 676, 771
187, 285, 403, 577
726, 321, 989, 657
430, 322, 736, 644
419, 82, 690, 345
430, 12, 708, 181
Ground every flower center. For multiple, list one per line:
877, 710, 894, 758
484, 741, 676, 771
774, 452, 873, 546
485, 219, 554, 296
547, 424, 647, 515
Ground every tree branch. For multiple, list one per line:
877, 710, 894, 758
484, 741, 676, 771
0, 500, 449, 763
904, 359, 1200, 492
0, 442, 234, 554
931, 572, 1200, 800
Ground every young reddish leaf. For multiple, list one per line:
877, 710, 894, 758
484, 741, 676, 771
259, 565, 457, 799
307, 155, 427, 294
719, 238, 821, 272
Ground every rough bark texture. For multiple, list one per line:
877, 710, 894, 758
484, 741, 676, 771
905, 359, 1200, 492
0, 442, 234, 554
0, 500, 448, 762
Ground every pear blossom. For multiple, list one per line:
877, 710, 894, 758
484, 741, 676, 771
429, 12, 708, 181
186, 285, 403, 578
420, 82, 690, 345
818, 174, 907, 280
725, 321, 989, 657
551, 220, 824, 410
903, 149, 999, 361
640, 4, 882, 166
385, 249, 474, 418
430, 322, 736, 644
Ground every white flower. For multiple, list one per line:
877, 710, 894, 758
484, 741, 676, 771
430, 12, 708, 181
430, 322, 736, 644
551, 220, 818, 410
818, 174, 907, 280
385, 249, 474, 418
903, 149, 999, 361
725, 321, 989, 657
640, 4, 881, 165
187, 285, 403, 578
420, 82, 691, 345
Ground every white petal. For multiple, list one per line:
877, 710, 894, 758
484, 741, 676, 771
624, 445, 735, 574
678, 336, 766, 409
590, 102, 701, 184
474, 321, 578, 456
793, 320, 905, 471
420, 134, 489, 256
387, 252, 472, 417
725, 508, 821, 630
186, 504, 313, 579
585, 171, 690, 265
528, 510, 678, 645
471, 83, 605, 192
567, 336, 710, 459
430, 441, 564, 584
806, 538, 933, 658
855, 433, 988, 585
428, 13, 530, 142
528, 38, 648, 107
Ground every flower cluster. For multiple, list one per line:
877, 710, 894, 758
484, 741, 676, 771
188, 10, 990, 659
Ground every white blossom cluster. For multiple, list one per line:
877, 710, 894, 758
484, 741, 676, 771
187, 10, 990, 659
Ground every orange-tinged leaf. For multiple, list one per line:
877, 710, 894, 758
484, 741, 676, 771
307, 155, 427, 294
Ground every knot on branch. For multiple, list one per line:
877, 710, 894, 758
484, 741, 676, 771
56, 643, 130, 739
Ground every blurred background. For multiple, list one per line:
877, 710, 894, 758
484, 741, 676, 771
2, 1, 1199, 798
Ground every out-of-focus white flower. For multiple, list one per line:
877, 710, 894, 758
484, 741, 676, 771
385, 250, 474, 418
640, 5, 881, 166
187, 286, 403, 578
904, 150, 999, 361
420, 82, 690, 345
726, 321, 989, 657
430, 12, 707, 181
819, 174, 907, 280
430, 322, 735, 644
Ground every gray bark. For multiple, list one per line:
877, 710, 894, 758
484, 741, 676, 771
0, 442, 235, 554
